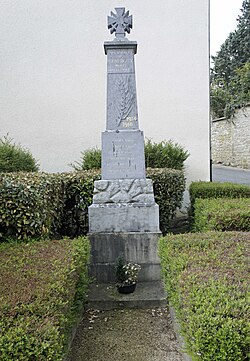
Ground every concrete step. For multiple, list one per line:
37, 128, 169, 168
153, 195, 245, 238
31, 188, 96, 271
87, 281, 167, 310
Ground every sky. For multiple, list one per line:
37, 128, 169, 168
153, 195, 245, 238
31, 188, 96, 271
210, 0, 244, 56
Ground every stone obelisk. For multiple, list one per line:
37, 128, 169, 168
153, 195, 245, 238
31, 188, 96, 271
88, 8, 161, 282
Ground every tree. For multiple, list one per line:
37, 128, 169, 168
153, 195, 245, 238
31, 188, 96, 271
211, 0, 250, 118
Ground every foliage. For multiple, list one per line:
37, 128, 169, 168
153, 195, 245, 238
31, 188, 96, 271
159, 232, 250, 361
210, 1, 250, 118
59, 170, 100, 237
71, 147, 101, 171
0, 168, 185, 240
189, 181, 250, 214
193, 198, 250, 232
0, 170, 100, 241
0, 135, 39, 172
115, 256, 126, 284
147, 168, 186, 234
144, 139, 189, 170
72, 139, 189, 171
0, 172, 64, 241
115, 256, 141, 286
0, 237, 90, 361
211, 62, 250, 118
122, 263, 141, 285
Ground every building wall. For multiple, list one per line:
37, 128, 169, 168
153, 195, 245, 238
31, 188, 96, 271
0, 0, 210, 206
211, 106, 250, 169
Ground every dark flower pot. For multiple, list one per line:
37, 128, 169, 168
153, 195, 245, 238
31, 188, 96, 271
117, 283, 136, 294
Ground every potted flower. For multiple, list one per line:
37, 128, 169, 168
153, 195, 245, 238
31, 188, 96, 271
115, 256, 141, 294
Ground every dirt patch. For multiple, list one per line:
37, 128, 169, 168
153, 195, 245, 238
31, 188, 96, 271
66, 308, 184, 361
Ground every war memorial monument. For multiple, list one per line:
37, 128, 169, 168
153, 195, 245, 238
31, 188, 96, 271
88, 8, 162, 284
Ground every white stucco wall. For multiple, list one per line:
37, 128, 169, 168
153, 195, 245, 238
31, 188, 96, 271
0, 0, 210, 189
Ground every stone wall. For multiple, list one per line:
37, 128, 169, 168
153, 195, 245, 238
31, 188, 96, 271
211, 106, 250, 169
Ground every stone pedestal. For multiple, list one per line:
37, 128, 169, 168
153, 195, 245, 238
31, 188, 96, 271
89, 177, 160, 233
88, 232, 162, 283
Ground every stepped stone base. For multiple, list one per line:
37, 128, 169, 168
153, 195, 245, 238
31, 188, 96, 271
88, 232, 162, 283
87, 281, 167, 310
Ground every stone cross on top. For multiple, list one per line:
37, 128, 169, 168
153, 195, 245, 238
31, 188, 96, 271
108, 8, 132, 38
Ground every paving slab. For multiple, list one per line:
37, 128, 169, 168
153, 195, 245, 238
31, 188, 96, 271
66, 308, 186, 361
87, 281, 167, 310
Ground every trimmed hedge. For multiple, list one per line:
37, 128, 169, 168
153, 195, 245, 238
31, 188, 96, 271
0, 237, 90, 361
159, 232, 250, 361
0, 168, 185, 241
147, 168, 186, 234
59, 170, 100, 237
0, 171, 100, 241
193, 198, 250, 232
189, 181, 250, 211
0, 172, 64, 241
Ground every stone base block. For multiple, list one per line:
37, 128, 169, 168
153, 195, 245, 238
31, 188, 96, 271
89, 262, 161, 283
88, 232, 162, 283
88, 203, 160, 233
87, 281, 167, 310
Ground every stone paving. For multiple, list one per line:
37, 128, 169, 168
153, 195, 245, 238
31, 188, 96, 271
66, 308, 185, 361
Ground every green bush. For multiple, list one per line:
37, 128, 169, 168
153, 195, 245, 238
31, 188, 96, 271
147, 168, 186, 234
193, 198, 250, 232
0, 237, 90, 361
0, 170, 100, 241
0, 135, 39, 172
0, 172, 64, 241
59, 170, 100, 237
0, 168, 185, 240
159, 232, 250, 361
145, 139, 189, 170
71, 147, 101, 171
189, 181, 250, 213
72, 139, 189, 171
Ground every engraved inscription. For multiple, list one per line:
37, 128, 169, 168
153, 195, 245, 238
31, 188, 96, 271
101, 131, 146, 180
122, 116, 137, 128
108, 50, 134, 74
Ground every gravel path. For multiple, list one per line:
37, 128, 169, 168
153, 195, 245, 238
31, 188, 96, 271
66, 308, 184, 361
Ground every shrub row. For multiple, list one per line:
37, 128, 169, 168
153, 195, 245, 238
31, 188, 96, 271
193, 197, 250, 232
0, 170, 100, 241
147, 168, 185, 234
0, 172, 64, 240
0, 168, 185, 240
0, 237, 90, 361
72, 139, 189, 171
189, 181, 250, 211
159, 232, 250, 361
